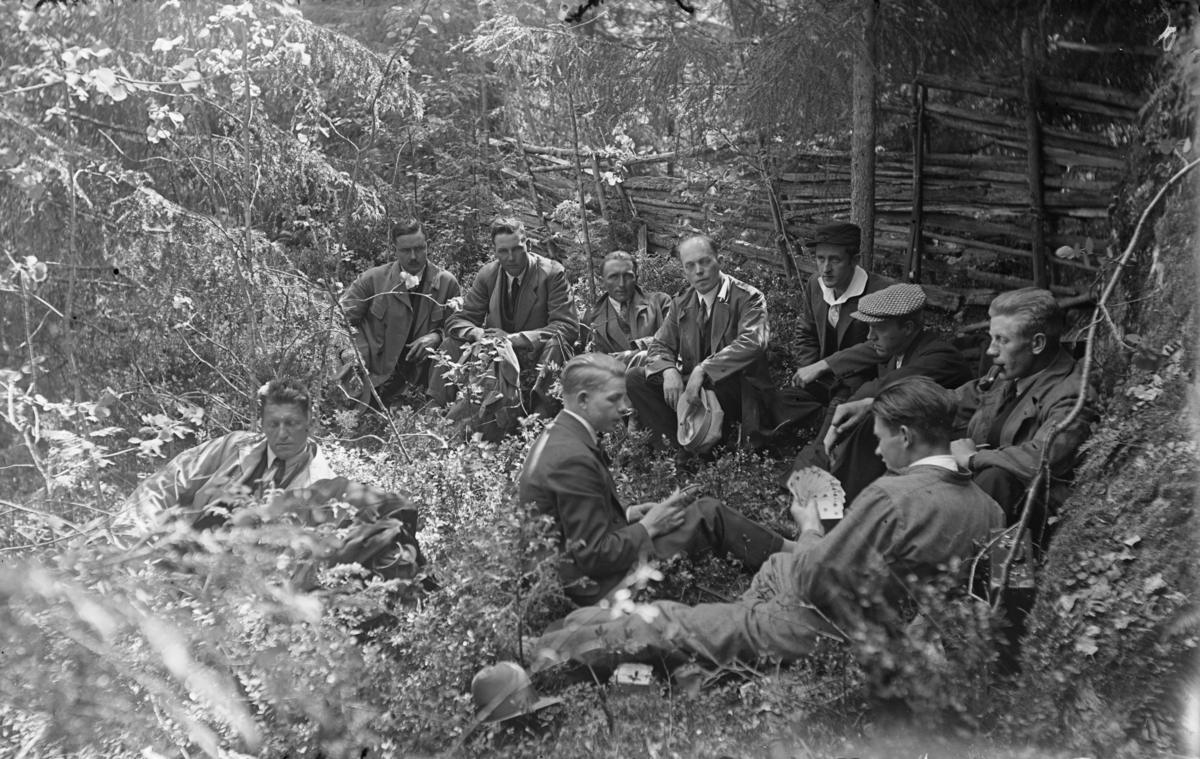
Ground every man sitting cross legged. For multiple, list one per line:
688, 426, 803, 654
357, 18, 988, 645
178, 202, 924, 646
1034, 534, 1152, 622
520, 353, 794, 607
530, 376, 1003, 672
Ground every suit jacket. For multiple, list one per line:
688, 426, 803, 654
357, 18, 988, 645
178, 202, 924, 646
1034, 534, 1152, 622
796, 269, 896, 384
342, 261, 461, 381
580, 288, 671, 356
447, 253, 579, 353
849, 330, 974, 402
118, 431, 335, 534
646, 273, 772, 390
955, 347, 1096, 485
519, 412, 651, 599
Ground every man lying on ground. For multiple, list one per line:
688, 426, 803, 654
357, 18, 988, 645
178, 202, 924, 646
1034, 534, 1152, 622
530, 376, 1004, 671
520, 353, 794, 607
114, 378, 425, 587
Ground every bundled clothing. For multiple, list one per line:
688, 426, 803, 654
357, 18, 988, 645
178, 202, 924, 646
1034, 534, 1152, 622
531, 464, 1004, 671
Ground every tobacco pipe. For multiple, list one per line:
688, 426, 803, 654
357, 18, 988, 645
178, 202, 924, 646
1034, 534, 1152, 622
978, 364, 1002, 392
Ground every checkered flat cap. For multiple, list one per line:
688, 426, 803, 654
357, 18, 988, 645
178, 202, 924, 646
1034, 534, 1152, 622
851, 283, 927, 323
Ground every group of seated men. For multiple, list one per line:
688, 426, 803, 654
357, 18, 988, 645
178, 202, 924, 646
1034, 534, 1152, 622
118, 215, 1095, 677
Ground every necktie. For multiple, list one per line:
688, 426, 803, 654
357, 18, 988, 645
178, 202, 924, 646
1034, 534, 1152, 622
508, 275, 521, 313
698, 302, 712, 361
616, 301, 632, 338
828, 303, 841, 329
261, 456, 286, 493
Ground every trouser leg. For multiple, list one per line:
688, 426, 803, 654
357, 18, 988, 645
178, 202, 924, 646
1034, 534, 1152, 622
828, 411, 888, 505
532, 580, 840, 671
973, 466, 1028, 524
651, 497, 785, 570
626, 366, 678, 444
766, 382, 831, 436
708, 374, 744, 447
529, 336, 572, 413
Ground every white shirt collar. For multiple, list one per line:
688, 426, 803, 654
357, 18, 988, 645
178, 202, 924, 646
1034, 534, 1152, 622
908, 454, 959, 472
697, 273, 729, 314
562, 408, 598, 445
819, 265, 868, 307
609, 296, 630, 314
504, 258, 530, 287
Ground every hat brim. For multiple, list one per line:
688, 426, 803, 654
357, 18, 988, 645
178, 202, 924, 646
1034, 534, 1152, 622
849, 310, 885, 323
479, 696, 564, 724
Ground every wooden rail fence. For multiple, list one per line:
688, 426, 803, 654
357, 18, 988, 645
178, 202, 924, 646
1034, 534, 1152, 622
497, 45, 1146, 312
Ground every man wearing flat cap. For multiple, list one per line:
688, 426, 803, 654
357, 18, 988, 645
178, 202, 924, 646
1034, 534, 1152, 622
800, 283, 973, 503
579, 250, 671, 366
762, 222, 894, 450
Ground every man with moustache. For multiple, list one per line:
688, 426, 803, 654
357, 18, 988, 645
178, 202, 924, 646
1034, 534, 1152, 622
341, 218, 462, 408
580, 250, 670, 366
521, 353, 793, 607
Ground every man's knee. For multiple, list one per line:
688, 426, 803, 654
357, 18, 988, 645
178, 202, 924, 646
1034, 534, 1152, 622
973, 466, 1028, 520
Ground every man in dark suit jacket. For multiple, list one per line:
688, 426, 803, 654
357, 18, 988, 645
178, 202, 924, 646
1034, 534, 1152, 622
806, 284, 974, 503
580, 250, 670, 366
341, 219, 462, 407
435, 217, 579, 414
521, 353, 791, 606
625, 235, 773, 460
763, 222, 895, 445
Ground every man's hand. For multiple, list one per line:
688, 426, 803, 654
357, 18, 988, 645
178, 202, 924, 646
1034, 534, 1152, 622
824, 397, 874, 456
790, 360, 831, 388
951, 438, 978, 470
789, 495, 825, 540
679, 367, 707, 410
625, 502, 654, 522
639, 499, 686, 539
404, 332, 442, 362
662, 368, 685, 409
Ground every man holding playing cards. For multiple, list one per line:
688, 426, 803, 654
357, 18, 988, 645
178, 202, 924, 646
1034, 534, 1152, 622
530, 377, 1004, 671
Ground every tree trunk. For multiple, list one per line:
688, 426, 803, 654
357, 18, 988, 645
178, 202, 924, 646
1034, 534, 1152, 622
851, 0, 878, 269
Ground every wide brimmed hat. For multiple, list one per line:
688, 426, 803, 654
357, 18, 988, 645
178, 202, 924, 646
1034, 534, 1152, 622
471, 662, 562, 724
677, 389, 723, 454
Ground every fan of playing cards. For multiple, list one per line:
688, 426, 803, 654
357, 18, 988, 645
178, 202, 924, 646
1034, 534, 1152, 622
786, 467, 846, 521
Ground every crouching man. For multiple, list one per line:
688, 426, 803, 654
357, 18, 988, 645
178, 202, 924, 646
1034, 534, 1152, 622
530, 377, 1003, 671
521, 353, 794, 607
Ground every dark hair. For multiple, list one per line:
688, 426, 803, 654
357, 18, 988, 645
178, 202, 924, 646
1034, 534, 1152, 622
259, 378, 311, 418
489, 217, 525, 242
674, 234, 719, 259
602, 250, 638, 276
872, 376, 956, 445
989, 287, 1063, 342
561, 353, 626, 398
390, 218, 424, 241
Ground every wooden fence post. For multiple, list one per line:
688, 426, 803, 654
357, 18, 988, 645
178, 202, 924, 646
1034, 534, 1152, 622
566, 88, 597, 302
590, 153, 610, 223
904, 82, 926, 283
1023, 28, 1049, 289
